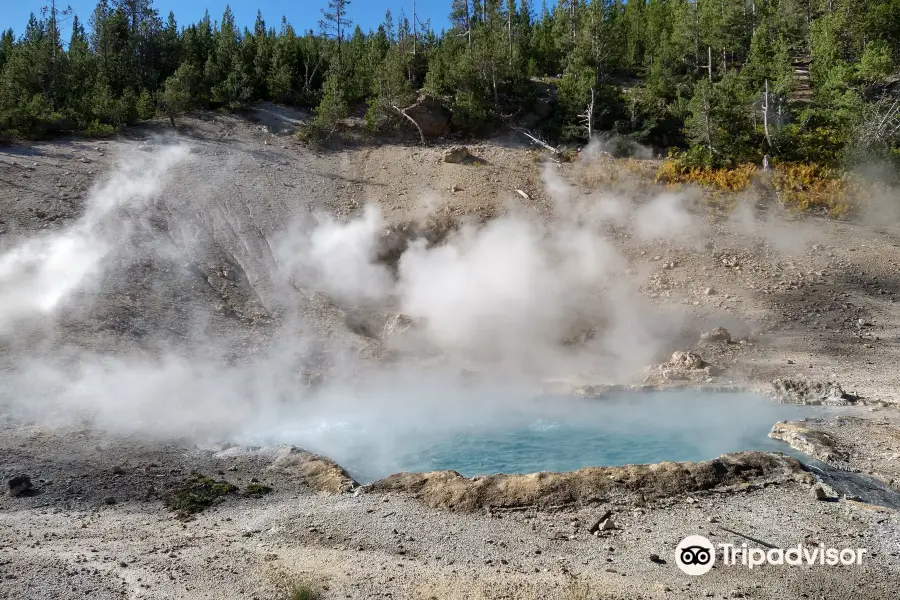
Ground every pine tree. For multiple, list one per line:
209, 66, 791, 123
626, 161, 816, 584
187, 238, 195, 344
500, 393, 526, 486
319, 0, 352, 71
161, 62, 200, 126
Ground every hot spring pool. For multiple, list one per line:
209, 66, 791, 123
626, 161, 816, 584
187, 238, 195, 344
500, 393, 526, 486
255, 389, 818, 483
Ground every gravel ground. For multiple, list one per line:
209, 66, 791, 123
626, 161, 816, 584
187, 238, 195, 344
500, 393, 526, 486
2, 425, 899, 600
1, 106, 900, 599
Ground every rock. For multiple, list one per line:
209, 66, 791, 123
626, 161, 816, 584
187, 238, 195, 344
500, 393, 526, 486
104, 496, 117, 505
520, 113, 541, 128
534, 98, 553, 119
813, 485, 829, 501
383, 314, 416, 341
649, 554, 666, 564
599, 518, 617, 531
8, 474, 33, 497
700, 327, 732, 343
704, 287, 716, 295
403, 95, 451, 137
443, 146, 470, 164
772, 378, 858, 406
668, 351, 705, 370
588, 510, 613, 534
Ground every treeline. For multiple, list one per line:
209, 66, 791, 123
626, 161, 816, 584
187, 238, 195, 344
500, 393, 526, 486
1, 1, 899, 167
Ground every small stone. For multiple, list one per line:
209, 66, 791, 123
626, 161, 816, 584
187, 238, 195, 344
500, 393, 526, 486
813, 485, 828, 501
8, 474, 33, 497
707, 516, 719, 523
588, 510, 613, 534
704, 287, 716, 295
599, 518, 617, 531
649, 554, 666, 564
104, 496, 117, 505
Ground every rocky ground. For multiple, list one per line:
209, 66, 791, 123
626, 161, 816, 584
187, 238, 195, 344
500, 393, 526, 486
1, 105, 900, 599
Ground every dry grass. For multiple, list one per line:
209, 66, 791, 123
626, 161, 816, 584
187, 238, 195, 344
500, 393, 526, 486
770, 163, 861, 218
654, 159, 883, 218
287, 584, 320, 600
656, 160, 757, 192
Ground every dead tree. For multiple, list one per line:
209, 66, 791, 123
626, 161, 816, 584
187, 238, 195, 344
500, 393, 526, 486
762, 79, 773, 148
579, 87, 596, 139
856, 96, 900, 151
699, 46, 713, 82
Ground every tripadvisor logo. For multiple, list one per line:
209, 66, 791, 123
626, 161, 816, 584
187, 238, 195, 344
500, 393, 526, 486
675, 535, 868, 575
676, 535, 716, 575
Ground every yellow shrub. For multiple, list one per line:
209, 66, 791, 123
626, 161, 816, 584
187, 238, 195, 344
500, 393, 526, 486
771, 163, 858, 218
656, 159, 757, 192
655, 159, 868, 218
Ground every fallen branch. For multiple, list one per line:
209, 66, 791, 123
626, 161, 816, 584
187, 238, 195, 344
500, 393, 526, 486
511, 126, 561, 161
392, 104, 426, 145
718, 525, 778, 549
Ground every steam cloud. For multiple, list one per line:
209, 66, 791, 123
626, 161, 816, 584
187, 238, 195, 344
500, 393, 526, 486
0, 137, 845, 477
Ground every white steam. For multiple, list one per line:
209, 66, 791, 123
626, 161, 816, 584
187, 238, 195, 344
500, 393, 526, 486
0, 146, 189, 332
0, 139, 849, 477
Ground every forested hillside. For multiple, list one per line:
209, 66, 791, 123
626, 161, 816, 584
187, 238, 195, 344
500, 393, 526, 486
1, 1, 899, 168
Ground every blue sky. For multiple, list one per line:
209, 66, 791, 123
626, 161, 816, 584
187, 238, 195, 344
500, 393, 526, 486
1, 1, 454, 38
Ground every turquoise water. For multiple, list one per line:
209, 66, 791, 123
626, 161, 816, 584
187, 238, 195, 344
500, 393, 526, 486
273, 390, 816, 483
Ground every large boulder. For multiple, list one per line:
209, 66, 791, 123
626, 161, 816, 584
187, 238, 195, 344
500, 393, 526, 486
771, 378, 858, 406
404, 95, 451, 137
443, 146, 470, 164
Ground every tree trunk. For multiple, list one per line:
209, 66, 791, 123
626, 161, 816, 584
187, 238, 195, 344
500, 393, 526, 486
508, 8, 513, 68
587, 87, 595, 139
763, 79, 772, 148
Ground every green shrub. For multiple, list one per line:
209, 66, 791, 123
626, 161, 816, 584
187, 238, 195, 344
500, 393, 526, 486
164, 475, 238, 517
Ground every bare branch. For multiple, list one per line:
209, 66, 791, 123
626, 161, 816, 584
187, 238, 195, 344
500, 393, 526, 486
392, 104, 426, 145
511, 126, 561, 160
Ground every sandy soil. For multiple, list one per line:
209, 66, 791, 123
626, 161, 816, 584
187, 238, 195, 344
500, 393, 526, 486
2, 106, 900, 599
